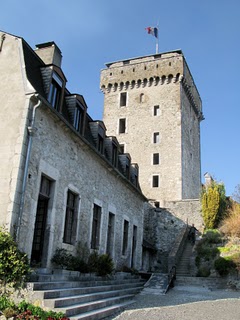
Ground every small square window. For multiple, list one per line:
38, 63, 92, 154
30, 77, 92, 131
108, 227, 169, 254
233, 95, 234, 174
152, 175, 159, 188
120, 92, 127, 107
153, 132, 160, 144
153, 153, 159, 165
119, 118, 126, 134
154, 105, 160, 116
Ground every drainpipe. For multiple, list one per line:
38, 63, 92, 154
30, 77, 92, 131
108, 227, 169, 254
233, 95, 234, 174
16, 95, 41, 243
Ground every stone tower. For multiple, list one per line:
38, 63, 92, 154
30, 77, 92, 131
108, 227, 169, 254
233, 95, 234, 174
100, 50, 204, 206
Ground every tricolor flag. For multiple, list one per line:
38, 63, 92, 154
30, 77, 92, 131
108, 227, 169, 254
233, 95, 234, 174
145, 26, 158, 38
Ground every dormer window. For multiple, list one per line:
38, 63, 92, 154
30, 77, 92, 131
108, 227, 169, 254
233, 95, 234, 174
48, 72, 63, 111
112, 143, 118, 166
73, 102, 84, 133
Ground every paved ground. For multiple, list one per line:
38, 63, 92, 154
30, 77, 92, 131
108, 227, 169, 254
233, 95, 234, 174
109, 285, 240, 320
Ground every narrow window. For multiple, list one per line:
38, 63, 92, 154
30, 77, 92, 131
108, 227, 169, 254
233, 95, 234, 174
91, 204, 101, 249
153, 153, 159, 165
122, 220, 129, 255
120, 92, 127, 107
153, 132, 160, 144
106, 213, 115, 256
73, 105, 84, 133
48, 72, 63, 111
63, 190, 78, 244
154, 105, 160, 116
131, 225, 137, 268
119, 118, 126, 134
152, 175, 159, 188
140, 93, 144, 103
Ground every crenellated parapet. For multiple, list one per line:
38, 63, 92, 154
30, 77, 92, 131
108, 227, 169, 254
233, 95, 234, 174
100, 72, 182, 94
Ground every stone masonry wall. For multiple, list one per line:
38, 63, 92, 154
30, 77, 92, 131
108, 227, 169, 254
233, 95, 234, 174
18, 105, 146, 271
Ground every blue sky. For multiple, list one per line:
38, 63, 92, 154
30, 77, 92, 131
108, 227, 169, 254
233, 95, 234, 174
1, 0, 239, 196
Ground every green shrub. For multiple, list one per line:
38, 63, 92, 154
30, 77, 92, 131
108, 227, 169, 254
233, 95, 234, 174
196, 266, 211, 277
0, 295, 16, 311
203, 229, 222, 244
51, 248, 72, 269
195, 256, 201, 267
97, 254, 114, 276
214, 257, 236, 276
88, 251, 99, 273
0, 228, 30, 291
195, 242, 219, 260
18, 300, 69, 319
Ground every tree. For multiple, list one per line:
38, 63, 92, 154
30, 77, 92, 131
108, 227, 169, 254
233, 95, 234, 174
201, 181, 227, 229
0, 228, 30, 293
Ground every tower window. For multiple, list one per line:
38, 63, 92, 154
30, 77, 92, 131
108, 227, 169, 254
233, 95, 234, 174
120, 92, 127, 107
154, 105, 160, 116
140, 93, 144, 103
153, 132, 160, 144
153, 153, 159, 165
119, 118, 126, 134
152, 175, 159, 188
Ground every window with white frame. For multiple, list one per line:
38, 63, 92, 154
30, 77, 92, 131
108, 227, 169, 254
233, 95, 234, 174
153, 132, 160, 144
120, 92, 127, 107
63, 190, 78, 244
122, 220, 129, 255
152, 175, 159, 188
153, 153, 160, 165
119, 118, 126, 134
91, 204, 102, 249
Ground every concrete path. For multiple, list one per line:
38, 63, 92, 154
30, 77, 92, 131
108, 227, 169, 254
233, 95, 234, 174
109, 285, 240, 320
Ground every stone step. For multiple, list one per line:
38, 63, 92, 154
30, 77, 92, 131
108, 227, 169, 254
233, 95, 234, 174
68, 300, 134, 320
56, 294, 134, 317
175, 276, 228, 289
44, 287, 141, 308
43, 282, 143, 299
30, 278, 145, 291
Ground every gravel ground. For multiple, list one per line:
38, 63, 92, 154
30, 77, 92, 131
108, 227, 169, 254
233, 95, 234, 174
109, 285, 240, 320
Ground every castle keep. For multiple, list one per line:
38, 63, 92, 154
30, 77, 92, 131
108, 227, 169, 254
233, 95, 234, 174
100, 51, 204, 207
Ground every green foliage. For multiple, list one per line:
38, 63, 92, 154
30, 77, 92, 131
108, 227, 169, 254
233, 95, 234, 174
196, 266, 211, 277
0, 228, 30, 290
214, 257, 236, 276
51, 249, 114, 276
17, 300, 68, 319
0, 295, 16, 311
51, 248, 71, 269
201, 182, 227, 229
97, 254, 114, 276
203, 229, 222, 244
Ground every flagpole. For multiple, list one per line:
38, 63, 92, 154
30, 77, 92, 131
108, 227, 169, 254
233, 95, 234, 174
156, 23, 159, 54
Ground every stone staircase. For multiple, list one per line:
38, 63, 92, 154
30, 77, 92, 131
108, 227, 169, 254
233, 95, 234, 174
27, 270, 147, 320
175, 239, 228, 290
176, 240, 194, 276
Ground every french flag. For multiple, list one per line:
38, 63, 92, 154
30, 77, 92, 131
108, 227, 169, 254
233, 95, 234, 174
145, 27, 158, 38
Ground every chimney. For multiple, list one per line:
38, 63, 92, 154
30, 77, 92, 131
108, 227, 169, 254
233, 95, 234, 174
35, 42, 62, 67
